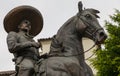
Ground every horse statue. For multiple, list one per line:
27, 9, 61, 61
35, 1, 107, 76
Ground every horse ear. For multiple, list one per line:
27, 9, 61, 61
78, 1, 83, 13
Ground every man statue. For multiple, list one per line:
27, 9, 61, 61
3, 6, 43, 76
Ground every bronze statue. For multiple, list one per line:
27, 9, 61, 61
4, 1, 107, 76
4, 6, 43, 76
37, 1, 107, 76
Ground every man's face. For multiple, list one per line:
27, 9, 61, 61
19, 22, 31, 32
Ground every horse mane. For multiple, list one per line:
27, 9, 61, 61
57, 16, 77, 33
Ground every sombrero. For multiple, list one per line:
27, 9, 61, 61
3, 5, 43, 36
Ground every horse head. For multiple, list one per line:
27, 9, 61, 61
76, 1, 107, 45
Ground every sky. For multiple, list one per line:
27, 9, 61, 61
0, 0, 120, 71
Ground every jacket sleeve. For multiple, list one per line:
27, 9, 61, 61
7, 32, 34, 53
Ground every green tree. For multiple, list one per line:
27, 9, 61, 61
91, 10, 120, 76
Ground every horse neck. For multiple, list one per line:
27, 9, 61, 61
50, 16, 85, 61
61, 34, 85, 60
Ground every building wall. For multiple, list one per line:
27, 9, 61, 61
83, 38, 97, 74
39, 39, 51, 55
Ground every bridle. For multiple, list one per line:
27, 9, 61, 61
79, 14, 104, 44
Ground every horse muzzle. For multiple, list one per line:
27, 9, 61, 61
95, 30, 107, 44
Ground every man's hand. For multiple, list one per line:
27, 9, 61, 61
31, 42, 41, 48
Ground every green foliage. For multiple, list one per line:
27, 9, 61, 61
91, 10, 120, 76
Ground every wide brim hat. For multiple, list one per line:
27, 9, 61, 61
4, 5, 43, 36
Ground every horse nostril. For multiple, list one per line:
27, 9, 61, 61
99, 32, 107, 39
99, 32, 104, 37
96, 31, 107, 44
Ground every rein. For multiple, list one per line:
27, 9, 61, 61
48, 42, 98, 60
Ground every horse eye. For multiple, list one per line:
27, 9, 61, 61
85, 14, 91, 19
